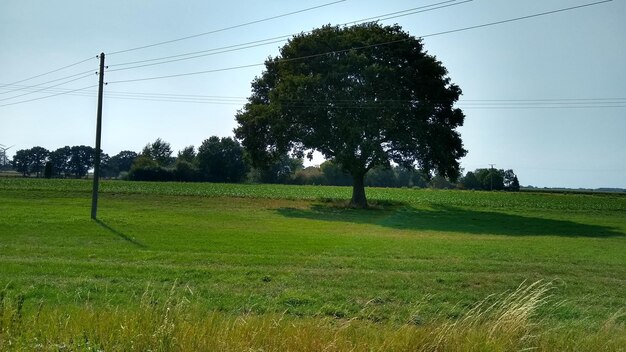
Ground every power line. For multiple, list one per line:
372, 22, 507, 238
106, 0, 347, 56
0, 1, 348, 95
3, 82, 626, 109
0, 73, 95, 103
0, 69, 96, 96
105, 0, 471, 71
105, 0, 613, 85
0, 1, 349, 96
460, 105, 626, 109
420, 0, 613, 39
361, 0, 470, 23
107, 63, 265, 84
0, 56, 95, 89
0, 85, 97, 108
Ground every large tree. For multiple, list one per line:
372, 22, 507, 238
235, 23, 466, 207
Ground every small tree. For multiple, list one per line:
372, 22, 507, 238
44, 162, 53, 179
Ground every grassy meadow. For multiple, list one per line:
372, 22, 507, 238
1, 178, 625, 351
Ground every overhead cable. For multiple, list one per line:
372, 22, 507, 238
0, 73, 95, 102
106, 0, 347, 56
420, 0, 613, 39
0, 56, 95, 90
106, 0, 471, 72
0, 85, 97, 108
105, 0, 614, 85
0, 69, 96, 96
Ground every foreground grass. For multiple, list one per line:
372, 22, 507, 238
2, 281, 624, 351
1, 179, 625, 350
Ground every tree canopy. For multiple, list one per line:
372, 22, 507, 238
197, 136, 248, 183
235, 23, 466, 207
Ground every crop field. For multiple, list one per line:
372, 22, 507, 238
1, 178, 625, 351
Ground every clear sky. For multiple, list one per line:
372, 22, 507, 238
1, 0, 625, 189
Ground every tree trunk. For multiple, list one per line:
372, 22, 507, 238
349, 173, 368, 208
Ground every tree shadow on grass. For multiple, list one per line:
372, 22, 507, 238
276, 204, 624, 238
94, 219, 147, 248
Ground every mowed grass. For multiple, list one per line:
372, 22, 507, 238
1, 178, 625, 350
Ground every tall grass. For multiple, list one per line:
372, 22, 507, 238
1, 281, 623, 351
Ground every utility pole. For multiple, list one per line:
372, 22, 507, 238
91, 53, 105, 220
489, 163, 495, 191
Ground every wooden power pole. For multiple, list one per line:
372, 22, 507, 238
91, 53, 105, 220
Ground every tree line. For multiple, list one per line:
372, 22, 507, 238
11, 145, 135, 179
9, 137, 519, 191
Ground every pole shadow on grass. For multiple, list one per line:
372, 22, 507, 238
94, 219, 147, 248
276, 204, 624, 238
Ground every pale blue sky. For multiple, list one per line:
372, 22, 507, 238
1, 0, 625, 188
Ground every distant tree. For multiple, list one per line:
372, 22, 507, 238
430, 175, 454, 189
393, 166, 414, 188
503, 169, 520, 191
197, 136, 248, 183
49, 146, 72, 177
44, 162, 53, 179
12, 149, 31, 176
128, 153, 175, 182
365, 167, 397, 187
108, 150, 138, 175
177, 146, 196, 163
68, 145, 95, 178
142, 138, 173, 167
28, 146, 49, 177
129, 154, 158, 173
249, 154, 303, 184
98, 153, 116, 178
460, 171, 481, 190
293, 166, 325, 185
320, 161, 352, 186
509, 176, 520, 192
235, 23, 466, 208
475, 168, 504, 191
408, 168, 429, 188
174, 159, 200, 182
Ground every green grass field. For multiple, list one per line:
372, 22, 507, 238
1, 178, 625, 350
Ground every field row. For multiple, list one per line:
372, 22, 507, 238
2, 178, 625, 211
